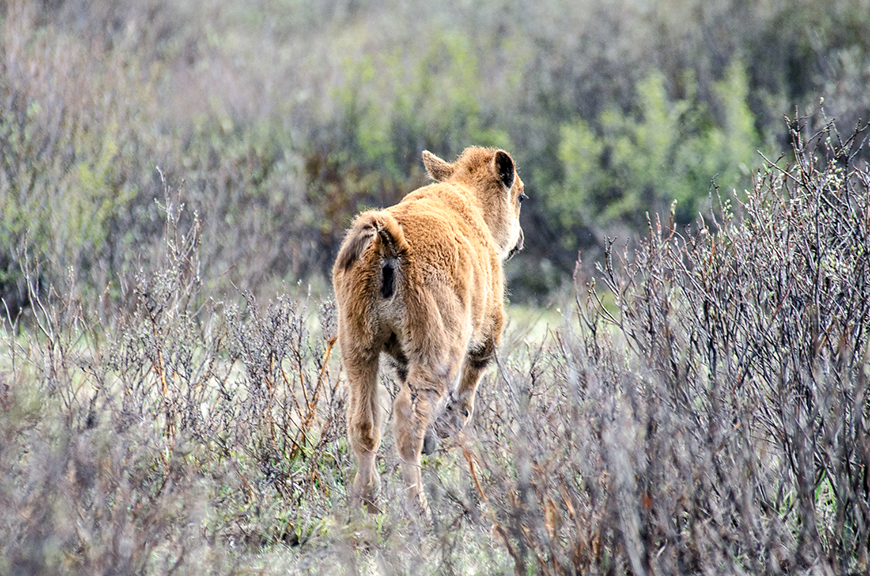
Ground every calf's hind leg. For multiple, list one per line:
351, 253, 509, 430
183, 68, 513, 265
345, 349, 383, 511
392, 361, 458, 513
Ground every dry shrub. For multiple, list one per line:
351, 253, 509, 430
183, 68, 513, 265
461, 115, 870, 575
0, 180, 349, 574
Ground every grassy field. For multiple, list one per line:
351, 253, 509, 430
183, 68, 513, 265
3, 117, 870, 575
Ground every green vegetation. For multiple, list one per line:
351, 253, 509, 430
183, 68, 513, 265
2, 0, 870, 573
557, 62, 760, 232
2, 0, 869, 303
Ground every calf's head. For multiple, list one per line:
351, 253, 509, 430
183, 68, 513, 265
422, 147, 526, 260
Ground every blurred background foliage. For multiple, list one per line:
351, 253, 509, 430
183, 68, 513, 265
1, 0, 869, 308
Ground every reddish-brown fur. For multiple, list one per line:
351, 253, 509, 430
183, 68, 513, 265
332, 147, 525, 513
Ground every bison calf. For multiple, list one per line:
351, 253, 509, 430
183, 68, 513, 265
333, 147, 526, 514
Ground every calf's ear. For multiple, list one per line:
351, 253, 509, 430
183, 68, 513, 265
494, 150, 515, 190
422, 150, 454, 182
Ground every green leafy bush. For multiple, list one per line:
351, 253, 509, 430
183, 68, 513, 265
556, 61, 761, 233
0, 11, 147, 305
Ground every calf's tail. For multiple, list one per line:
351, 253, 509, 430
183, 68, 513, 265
335, 212, 408, 298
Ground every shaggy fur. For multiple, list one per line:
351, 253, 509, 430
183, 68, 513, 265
333, 147, 525, 513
